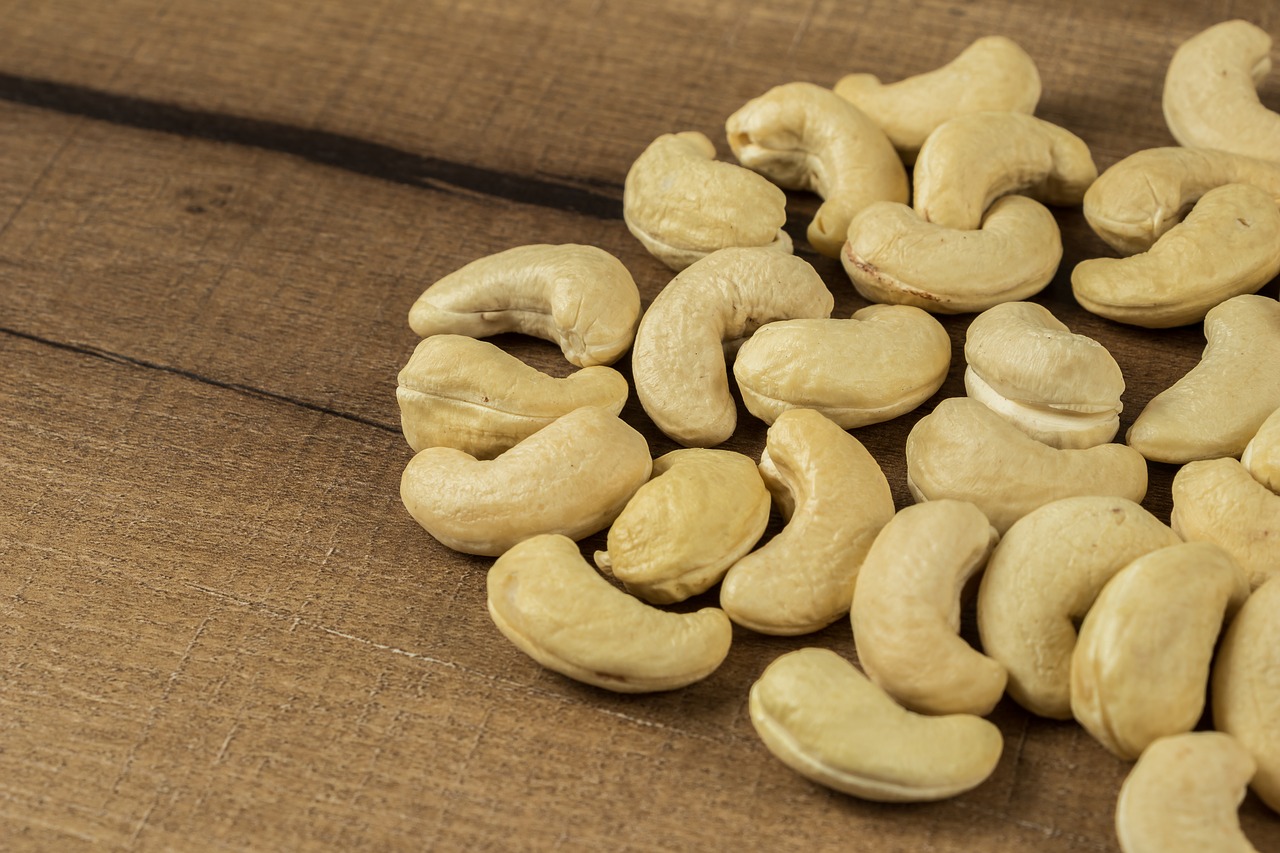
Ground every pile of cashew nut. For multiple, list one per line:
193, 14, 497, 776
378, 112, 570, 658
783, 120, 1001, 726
395, 22, 1280, 852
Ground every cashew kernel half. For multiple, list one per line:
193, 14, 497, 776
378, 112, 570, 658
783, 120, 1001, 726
1171, 457, 1280, 590
1241, 406, 1280, 493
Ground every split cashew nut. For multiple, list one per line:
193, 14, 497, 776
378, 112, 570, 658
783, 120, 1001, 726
1171, 457, 1280, 590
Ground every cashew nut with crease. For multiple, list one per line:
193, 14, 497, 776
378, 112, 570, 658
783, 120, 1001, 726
1241, 406, 1280, 492
1171, 457, 1280, 590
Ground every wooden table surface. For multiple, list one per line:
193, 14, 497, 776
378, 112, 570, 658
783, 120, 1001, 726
3, 1, 1278, 850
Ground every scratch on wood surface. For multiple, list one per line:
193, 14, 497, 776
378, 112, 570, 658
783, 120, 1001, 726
1004, 715, 1030, 807
126, 790, 160, 847
952, 800, 1112, 851
786, 0, 821, 63
0, 809, 99, 844
214, 723, 239, 765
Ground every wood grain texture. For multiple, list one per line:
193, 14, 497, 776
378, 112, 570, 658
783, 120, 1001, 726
1, 0, 1278, 850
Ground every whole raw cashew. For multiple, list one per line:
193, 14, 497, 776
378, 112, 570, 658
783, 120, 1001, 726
1127, 295, 1280, 463
1171, 458, 1280, 590
912, 112, 1097, 231
631, 248, 834, 447
977, 496, 1181, 719
595, 448, 771, 604
851, 501, 1006, 716
623, 131, 791, 270
964, 301, 1125, 449
733, 305, 950, 428
1213, 575, 1280, 813
1116, 732, 1260, 853
487, 534, 732, 693
841, 196, 1062, 313
396, 335, 628, 458
725, 82, 908, 257
1241, 406, 1280, 492
749, 647, 1003, 802
720, 409, 895, 635
834, 35, 1041, 164
905, 397, 1148, 534
1164, 20, 1280, 163
407, 244, 641, 367
400, 406, 652, 556
1071, 542, 1249, 760
1072, 183, 1280, 328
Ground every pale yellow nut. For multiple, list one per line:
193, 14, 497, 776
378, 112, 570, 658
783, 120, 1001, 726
1073, 184, 1280, 328
1241, 406, 1280, 493
396, 335, 629, 458
1213, 574, 1280, 813
851, 501, 1005, 716
595, 448, 770, 605
1128, 295, 1280, 463
487, 534, 732, 693
905, 397, 1148, 535
1071, 542, 1249, 760
407, 244, 641, 367
1116, 732, 1260, 853
622, 131, 792, 271
841, 196, 1062, 313
719, 409, 895, 635
912, 111, 1097, 231
631, 248, 834, 447
733, 304, 950, 428
1164, 20, 1280, 163
725, 81, 908, 257
1171, 457, 1280, 590
964, 301, 1125, 449
749, 648, 1003, 802
834, 35, 1041, 164
400, 406, 651, 556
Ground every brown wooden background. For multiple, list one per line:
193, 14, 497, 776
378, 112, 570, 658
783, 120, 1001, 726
2, 1, 1278, 850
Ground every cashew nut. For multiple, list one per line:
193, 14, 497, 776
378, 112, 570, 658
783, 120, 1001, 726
725, 82, 908, 257
851, 500, 1006, 716
1127, 295, 1280, 463
1116, 732, 1260, 853
1071, 542, 1249, 760
732, 304, 950, 428
407, 244, 641, 367
1241, 406, 1280, 493
1072, 183, 1280, 328
1164, 20, 1280, 163
595, 448, 770, 605
977, 496, 1181, 719
400, 406, 652, 556
912, 112, 1097, 231
749, 648, 1003, 802
964, 301, 1125, 449
486, 534, 732, 693
719, 409, 894, 635
631, 248, 834, 447
833, 35, 1041, 164
841, 196, 1062, 313
1171, 458, 1280, 590
905, 397, 1148, 534
396, 335, 629, 458
623, 131, 792, 270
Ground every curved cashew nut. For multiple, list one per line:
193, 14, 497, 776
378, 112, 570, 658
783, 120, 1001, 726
842, 197, 1062, 313
487, 534, 732, 693
400, 406, 652, 556
964, 301, 1125, 449
1172, 458, 1280, 590
1128, 295, 1280, 463
912, 112, 1097, 231
834, 35, 1041, 164
407, 244, 641, 367
396, 335, 629, 458
1071, 542, 1249, 760
905, 397, 1148, 534
623, 131, 792, 270
595, 448, 770, 604
851, 500, 1006, 716
1242, 406, 1280, 492
1164, 20, 1280, 162
1116, 732, 1260, 853
733, 305, 950, 428
977, 496, 1181, 719
749, 648, 1004, 802
631, 248, 834, 447
1072, 183, 1280, 328
720, 409, 895, 635
725, 82, 908, 257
